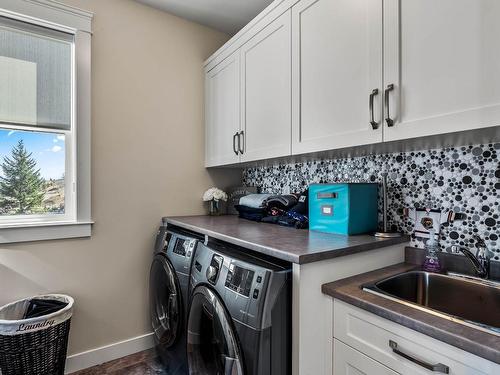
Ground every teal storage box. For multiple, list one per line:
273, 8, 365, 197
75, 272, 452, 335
309, 183, 378, 235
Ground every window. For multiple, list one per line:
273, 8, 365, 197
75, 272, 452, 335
0, 17, 75, 224
0, 1, 92, 242
0, 129, 67, 216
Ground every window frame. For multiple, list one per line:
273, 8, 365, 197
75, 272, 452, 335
0, 0, 93, 243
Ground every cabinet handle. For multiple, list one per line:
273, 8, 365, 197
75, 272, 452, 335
238, 131, 244, 154
389, 340, 449, 374
233, 133, 238, 155
317, 192, 338, 199
369, 88, 379, 129
384, 84, 395, 127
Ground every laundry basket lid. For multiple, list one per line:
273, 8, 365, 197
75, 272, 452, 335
0, 294, 74, 336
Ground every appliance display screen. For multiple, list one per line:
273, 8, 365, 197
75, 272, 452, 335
225, 264, 255, 297
173, 238, 186, 256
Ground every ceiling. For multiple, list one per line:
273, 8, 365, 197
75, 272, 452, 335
136, 0, 274, 35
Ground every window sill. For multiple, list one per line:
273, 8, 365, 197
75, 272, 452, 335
0, 221, 93, 244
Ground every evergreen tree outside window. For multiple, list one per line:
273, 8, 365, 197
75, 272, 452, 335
0, 140, 45, 214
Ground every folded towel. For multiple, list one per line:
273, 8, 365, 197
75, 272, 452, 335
234, 205, 266, 222
239, 194, 298, 209
239, 194, 274, 209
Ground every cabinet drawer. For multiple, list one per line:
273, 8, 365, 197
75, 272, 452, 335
333, 300, 499, 375
334, 339, 398, 375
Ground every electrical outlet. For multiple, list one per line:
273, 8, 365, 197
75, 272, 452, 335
413, 208, 441, 239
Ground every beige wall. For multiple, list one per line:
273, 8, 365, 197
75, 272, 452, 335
0, 0, 240, 355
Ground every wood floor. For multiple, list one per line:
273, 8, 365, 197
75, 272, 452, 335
69, 349, 167, 374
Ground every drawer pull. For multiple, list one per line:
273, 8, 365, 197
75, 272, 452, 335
389, 340, 449, 374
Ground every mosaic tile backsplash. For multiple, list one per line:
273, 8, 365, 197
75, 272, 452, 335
242, 143, 500, 261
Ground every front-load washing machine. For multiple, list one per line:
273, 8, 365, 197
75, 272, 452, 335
150, 223, 203, 374
187, 239, 291, 375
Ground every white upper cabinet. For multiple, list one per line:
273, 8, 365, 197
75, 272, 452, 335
383, 0, 500, 142
204, 0, 500, 167
205, 52, 240, 167
240, 10, 292, 162
291, 0, 384, 155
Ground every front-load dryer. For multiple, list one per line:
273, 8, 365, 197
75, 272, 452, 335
187, 240, 291, 375
150, 223, 203, 374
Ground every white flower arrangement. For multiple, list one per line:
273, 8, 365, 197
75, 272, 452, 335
203, 187, 228, 202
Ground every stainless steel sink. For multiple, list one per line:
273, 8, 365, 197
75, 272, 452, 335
363, 271, 500, 335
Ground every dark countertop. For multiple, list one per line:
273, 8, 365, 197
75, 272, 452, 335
322, 263, 500, 364
163, 215, 409, 264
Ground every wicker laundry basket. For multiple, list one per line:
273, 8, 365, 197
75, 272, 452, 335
0, 294, 74, 375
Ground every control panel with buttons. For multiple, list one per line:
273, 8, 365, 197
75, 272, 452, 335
206, 254, 224, 285
253, 289, 259, 299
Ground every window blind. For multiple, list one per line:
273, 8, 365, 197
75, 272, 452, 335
0, 16, 74, 130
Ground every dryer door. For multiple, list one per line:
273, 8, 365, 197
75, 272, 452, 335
149, 254, 182, 348
187, 285, 244, 375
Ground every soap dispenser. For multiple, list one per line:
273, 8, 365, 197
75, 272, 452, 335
422, 228, 442, 273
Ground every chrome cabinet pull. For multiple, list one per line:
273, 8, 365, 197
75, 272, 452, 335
385, 84, 395, 127
389, 340, 449, 374
232, 133, 238, 155
369, 88, 379, 129
238, 131, 244, 154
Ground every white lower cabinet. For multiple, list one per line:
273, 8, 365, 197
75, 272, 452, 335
333, 299, 499, 375
334, 339, 398, 375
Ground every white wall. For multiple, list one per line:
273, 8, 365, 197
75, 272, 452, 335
0, 0, 240, 356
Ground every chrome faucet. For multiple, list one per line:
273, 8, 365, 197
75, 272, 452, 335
451, 236, 491, 279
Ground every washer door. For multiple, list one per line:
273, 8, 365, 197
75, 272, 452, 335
187, 286, 244, 375
149, 254, 182, 348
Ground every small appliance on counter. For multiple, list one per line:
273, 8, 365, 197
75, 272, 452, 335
309, 183, 378, 235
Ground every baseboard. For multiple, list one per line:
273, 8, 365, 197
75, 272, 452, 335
64, 332, 155, 373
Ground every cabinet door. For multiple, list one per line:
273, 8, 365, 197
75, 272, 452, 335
291, 0, 383, 155
205, 52, 240, 167
384, 0, 500, 142
334, 339, 399, 375
240, 10, 292, 162
334, 300, 498, 375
